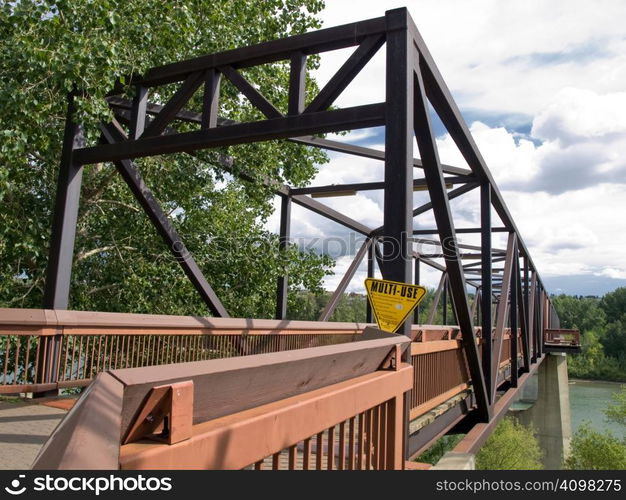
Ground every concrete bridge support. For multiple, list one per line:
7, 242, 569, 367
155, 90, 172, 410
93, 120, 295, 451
432, 452, 475, 470
516, 353, 572, 469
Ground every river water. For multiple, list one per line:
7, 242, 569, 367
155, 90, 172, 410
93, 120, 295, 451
569, 379, 624, 439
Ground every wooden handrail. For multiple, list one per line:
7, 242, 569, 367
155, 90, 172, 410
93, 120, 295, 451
32, 335, 411, 470
0, 308, 368, 335
120, 365, 412, 470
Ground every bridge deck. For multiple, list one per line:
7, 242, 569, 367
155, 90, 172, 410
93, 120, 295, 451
0, 400, 67, 469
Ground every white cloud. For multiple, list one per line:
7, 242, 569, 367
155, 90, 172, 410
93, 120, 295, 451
266, 3, 626, 293
310, 150, 383, 186
437, 122, 541, 186
532, 88, 626, 145
317, 0, 626, 114
505, 184, 626, 278
600, 268, 626, 280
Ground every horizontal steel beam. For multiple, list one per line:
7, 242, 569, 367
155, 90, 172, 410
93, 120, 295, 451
291, 194, 373, 236
419, 253, 483, 259
107, 97, 474, 177
138, 16, 388, 86
290, 136, 472, 176
290, 175, 473, 196
107, 97, 472, 176
76, 103, 386, 165
413, 237, 506, 255
413, 226, 508, 235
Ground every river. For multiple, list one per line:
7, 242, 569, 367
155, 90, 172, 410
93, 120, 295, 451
569, 379, 624, 439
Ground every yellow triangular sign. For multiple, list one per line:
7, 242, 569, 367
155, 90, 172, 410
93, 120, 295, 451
365, 278, 427, 333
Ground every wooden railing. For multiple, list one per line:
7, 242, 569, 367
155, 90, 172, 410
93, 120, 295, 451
121, 368, 411, 470
0, 306, 534, 469
33, 333, 412, 470
2, 308, 527, 428
408, 327, 523, 420
410, 339, 469, 419
544, 328, 580, 346
0, 308, 364, 394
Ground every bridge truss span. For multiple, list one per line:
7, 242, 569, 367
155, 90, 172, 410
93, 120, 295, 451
5, 8, 580, 469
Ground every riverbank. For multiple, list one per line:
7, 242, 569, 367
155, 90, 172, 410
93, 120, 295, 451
568, 368, 626, 384
570, 377, 625, 385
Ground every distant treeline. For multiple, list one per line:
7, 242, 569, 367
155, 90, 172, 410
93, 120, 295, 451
553, 287, 626, 382
289, 286, 626, 382
287, 287, 456, 325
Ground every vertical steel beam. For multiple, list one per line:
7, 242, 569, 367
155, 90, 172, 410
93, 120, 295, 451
43, 93, 85, 310
491, 232, 515, 401
413, 56, 491, 421
385, 8, 418, 463
480, 183, 492, 403
442, 280, 448, 324
515, 253, 530, 372
534, 285, 540, 358
529, 271, 537, 363
275, 195, 291, 320
288, 52, 307, 115
366, 241, 374, 323
537, 286, 546, 356
413, 257, 420, 323
130, 86, 148, 139
41, 93, 84, 392
509, 240, 519, 387
383, 8, 413, 337
201, 69, 221, 129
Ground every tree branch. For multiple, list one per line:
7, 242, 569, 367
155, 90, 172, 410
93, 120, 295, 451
75, 245, 136, 262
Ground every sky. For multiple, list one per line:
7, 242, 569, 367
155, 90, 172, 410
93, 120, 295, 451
268, 0, 626, 297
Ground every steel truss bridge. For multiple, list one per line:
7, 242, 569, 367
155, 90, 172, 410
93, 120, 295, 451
1, 8, 580, 469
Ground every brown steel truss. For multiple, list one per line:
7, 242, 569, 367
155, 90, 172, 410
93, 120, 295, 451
43, 8, 559, 432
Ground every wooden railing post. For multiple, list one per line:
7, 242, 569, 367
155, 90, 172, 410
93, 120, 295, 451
386, 395, 405, 470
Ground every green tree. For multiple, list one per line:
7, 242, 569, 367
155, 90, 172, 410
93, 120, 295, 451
602, 319, 626, 364
553, 293, 626, 381
606, 385, 626, 428
564, 424, 626, 470
475, 417, 542, 470
416, 434, 464, 466
600, 287, 626, 323
599, 288, 626, 364
0, 0, 333, 318
553, 295, 606, 332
